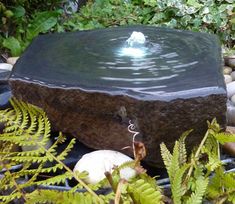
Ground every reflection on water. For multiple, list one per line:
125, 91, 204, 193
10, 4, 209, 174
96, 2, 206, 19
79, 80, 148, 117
11, 26, 222, 100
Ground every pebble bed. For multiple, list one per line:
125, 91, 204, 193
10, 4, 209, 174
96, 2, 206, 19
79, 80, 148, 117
224, 55, 235, 126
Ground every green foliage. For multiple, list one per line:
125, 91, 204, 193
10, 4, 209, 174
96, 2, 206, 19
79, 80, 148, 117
127, 178, 163, 204
0, 1, 63, 56
1, 0, 234, 55
25, 190, 102, 204
207, 167, 235, 203
0, 98, 163, 204
63, 0, 235, 47
1, 99, 235, 203
160, 119, 235, 204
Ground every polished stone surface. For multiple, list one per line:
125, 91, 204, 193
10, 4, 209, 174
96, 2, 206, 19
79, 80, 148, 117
9, 26, 227, 166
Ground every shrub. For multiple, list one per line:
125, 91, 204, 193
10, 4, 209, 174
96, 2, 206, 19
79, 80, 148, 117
1, 0, 234, 56
63, 0, 235, 47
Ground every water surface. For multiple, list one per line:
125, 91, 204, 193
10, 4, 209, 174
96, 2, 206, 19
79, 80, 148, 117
11, 26, 225, 100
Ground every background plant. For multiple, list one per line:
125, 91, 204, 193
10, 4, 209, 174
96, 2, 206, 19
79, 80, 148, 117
160, 119, 235, 203
0, 0, 66, 56
1, 0, 235, 56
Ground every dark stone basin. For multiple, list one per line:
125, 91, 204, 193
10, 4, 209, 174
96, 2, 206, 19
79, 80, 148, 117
9, 26, 227, 166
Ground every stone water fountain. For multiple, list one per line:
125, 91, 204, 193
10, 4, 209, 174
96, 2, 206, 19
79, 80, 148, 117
9, 26, 227, 166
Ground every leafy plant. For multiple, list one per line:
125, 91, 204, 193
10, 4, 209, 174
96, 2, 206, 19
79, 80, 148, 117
0, 1, 64, 56
1, 0, 234, 56
160, 119, 235, 203
62, 0, 235, 48
0, 98, 235, 203
0, 98, 163, 203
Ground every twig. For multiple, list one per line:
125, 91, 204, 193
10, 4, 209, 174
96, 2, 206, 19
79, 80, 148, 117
185, 130, 209, 181
115, 179, 126, 204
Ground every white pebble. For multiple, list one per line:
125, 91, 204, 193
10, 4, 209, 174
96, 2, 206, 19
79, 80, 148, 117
227, 103, 235, 125
231, 95, 235, 106
223, 66, 232, 75
227, 55, 235, 68
7, 57, 19, 65
231, 71, 235, 81
224, 75, 232, 84
73, 150, 136, 184
226, 81, 235, 98
0, 63, 13, 71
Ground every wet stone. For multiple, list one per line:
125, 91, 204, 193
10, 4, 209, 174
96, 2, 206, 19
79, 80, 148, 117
9, 26, 227, 166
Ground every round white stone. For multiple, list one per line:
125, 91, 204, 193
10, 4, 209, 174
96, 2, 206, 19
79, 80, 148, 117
7, 57, 19, 65
224, 75, 232, 84
227, 55, 235, 68
73, 150, 136, 184
231, 95, 235, 106
231, 71, 235, 81
223, 66, 232, 75
226, 81, 235, 98
227, 103, 235, 125
0, 63, 13, 71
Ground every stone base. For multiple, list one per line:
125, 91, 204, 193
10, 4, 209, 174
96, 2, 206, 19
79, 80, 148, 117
9, 80, 227, 166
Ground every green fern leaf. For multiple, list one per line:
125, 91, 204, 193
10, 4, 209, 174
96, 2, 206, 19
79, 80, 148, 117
168, 141, 180, 181
55, 138, 76, 161
224, 173, 235, 189
171, 164, 189, 204
35, 171, 73, 186
128, 179, 163, 204
178, 130, 192, 166
160, 142, 172, 172
0, 192, 22, 203
186, 176, 208, 204
25, 190, 105, 204
214, 132, 235, 144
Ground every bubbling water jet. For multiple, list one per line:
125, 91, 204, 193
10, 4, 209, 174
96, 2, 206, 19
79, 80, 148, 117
119, 31, 147, 58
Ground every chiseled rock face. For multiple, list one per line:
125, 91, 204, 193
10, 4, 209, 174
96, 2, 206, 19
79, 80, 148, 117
9, 26, 227, 166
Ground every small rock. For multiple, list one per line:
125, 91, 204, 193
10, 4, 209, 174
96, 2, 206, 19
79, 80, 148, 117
223, 127, 235, 156
7, 57, 19, 65
73, 150, 136, 184
226, 81, 235, 98
231, 71, 235, 81
225, 55, 235, 68
223, 66, 232, 75
223, 142, 235, 156
231, 95, 235, 106
227, 103, 235, 125
0, 63, 13, 71
224, 74, 232, 84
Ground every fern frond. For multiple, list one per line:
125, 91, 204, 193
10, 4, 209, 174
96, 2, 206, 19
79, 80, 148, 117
0, 192, 22, 204
117, 160, 136, 170
214, 132, 235, 144
34, 171, 74, 186
160, 142, 172, 172
171, 164, 189, 204
178, 130, 192, 166
168, 141, 180, 181
223, 172, 235, 189
128, 178, 163, 204
186, 177, 208, 204
25, 190, 105, 204
205, 154, 222, 172
55, 138, 76, 161
202, 133, 221, 172
206, 167, 224, 198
